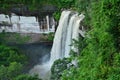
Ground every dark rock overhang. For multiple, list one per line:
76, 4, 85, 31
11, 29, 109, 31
0, 5, 58, 17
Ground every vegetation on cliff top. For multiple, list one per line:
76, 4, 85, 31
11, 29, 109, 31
61, 0, 120, 80
0, 0, 120, 80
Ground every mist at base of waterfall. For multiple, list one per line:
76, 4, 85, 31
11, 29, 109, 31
9, 43, 52, 74
29, 10, 85, 80
29, 61, 51, 80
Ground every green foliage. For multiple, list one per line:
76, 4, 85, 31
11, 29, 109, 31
0, 65, 7, 80
0, 33, 31, 44
50, 0, 75, 9
0, 0, 42, 11
12, 33, 30, 44
0, 32, 30, 80
53, 12, 61, 21
0, 0, 120, 80
0, 45, 27, 66
0, 62, 23, 80
0, 62, 39, 80
47, 32, 54, 41
61, 0, 120, 80
75, 0, 92, 29
7, 62, 23, 79
0, 40, 40, 80
13, 74, 41, 80
51, 58, 71, 80
70, 37, 86, 57
42, 32, 54, 41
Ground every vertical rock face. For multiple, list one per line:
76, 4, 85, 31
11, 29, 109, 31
0, 14, 55, 33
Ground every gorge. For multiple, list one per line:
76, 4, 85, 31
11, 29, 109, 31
0, 10, 85, 80
0, 0, 119, 80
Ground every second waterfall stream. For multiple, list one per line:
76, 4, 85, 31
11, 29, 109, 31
29, 10, 85, 80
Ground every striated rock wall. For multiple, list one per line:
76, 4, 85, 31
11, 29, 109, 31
0, 14, 55, 33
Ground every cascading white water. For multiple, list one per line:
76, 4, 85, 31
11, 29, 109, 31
64, 13, 78, 57
50, 11, 71, 62
51, 11, 85, 60
46, 15, 50, 31
29, 11, 71, 79
29, 10, 85, 80
71, 14, 85, 52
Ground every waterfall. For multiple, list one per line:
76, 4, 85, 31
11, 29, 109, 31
64, 13, 78, 57
29, 10, 85, 80
50, 11, 71, 62
50, 11, 85, 62
46, 15, 50, 32
71, 14, 85, 52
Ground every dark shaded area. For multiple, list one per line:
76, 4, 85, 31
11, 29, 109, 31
0, 5, 57, 17
0, 22, 12, 27
9, 42, 52, 73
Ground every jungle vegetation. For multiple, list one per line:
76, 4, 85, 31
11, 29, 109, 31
0, 0, 120, 80
51, 0, 120, 80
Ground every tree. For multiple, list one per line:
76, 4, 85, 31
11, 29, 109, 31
0, 62, 23, 80
0, 45, 27, 66
7, 62, 23, 80
51, 58, 71, 80
61, 0, 120, 80
13, 74, 41, 80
